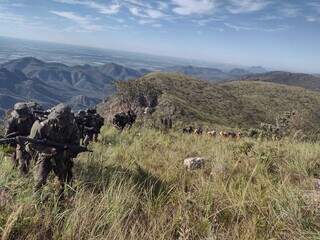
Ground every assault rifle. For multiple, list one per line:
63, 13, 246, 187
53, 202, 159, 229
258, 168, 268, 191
0, 136, 92, 154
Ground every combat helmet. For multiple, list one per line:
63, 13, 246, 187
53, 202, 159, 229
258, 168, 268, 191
86, 107, 97, 115
26, 101, 43, 111
13, 102, 30, 117
77, 110, 86, 117
48, 103, 72, 121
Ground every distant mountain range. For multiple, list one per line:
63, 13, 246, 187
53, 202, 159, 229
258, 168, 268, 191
164, 65, 267, 81
239, 71, 320, 91
0, 57, 147, 117
1, 56, 320, 119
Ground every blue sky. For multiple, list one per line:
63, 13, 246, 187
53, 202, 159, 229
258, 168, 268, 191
0, 0, 320, 73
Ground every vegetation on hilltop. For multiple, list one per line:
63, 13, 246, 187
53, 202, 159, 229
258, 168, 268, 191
100, 72, 320, 135
239, 71, 320, 91
1, 126, 320, 239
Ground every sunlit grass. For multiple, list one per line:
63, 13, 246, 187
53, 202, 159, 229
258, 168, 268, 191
1, 126, 320, 239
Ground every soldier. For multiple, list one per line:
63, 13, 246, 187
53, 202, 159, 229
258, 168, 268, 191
26, 101, 50, 121
113, 110, 137, 131
4, 102, 36, 175
27, 103, 80, 198
76, 108, 104, 146
75, 110, 86, 144
84, 108, 104, 145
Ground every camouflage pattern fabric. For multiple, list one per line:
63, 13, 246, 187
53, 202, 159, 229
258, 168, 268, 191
4, 102, 36, 175
28, 104, 80, 197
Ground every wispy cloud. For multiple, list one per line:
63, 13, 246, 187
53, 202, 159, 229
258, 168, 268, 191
306, 15, 320, 23
309, 2, 320, 13
278, 3, 300, 17
192, 16, 225, 26
258, 15, 283, 21
50, 11, 103, 31
224, 22, 291, 32
172, 0, 217, 15
53, 0, 121, 15
128, 6, 166, 19
227, 0, 271, 14
0, 9, 48, 30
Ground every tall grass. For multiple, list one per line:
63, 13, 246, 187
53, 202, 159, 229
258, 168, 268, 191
1, 126, 320, 239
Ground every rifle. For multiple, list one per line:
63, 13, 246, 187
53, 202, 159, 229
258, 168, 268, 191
4, 132, 19, 138
0, 136, 92, 154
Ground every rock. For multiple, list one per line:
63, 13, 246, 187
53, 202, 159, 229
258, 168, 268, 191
184, 157, 205, 170
314, 178, 320, 190
144, 107, 155, 115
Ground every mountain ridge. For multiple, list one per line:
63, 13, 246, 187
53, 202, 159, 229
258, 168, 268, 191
0, 57, 148, 117
100, 72, 320, 132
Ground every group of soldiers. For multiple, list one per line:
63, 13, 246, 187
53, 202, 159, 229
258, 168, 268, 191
1, 102, 104, 198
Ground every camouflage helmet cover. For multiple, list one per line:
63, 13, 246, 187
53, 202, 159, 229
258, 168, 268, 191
48, 103, 72, 120
86, 108, 97, 114
26, 101, 43, 111
77, 110, 86, 117
13, 102, 30, 116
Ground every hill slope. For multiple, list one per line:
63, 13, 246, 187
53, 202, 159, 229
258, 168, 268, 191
164, 65, 267, 81
239, 71, 320, 91
100, 72, 320, 131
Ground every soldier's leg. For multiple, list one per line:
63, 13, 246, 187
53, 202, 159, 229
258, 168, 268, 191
52, 155, 70, 198
34, 156, 52, 192
11, 150, 18, 168
16, 145, 31, 175
93, 133, 98, 142
83, 134, 90, 146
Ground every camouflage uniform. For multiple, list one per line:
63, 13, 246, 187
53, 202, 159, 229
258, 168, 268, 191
113, 110, 136, 131
76, 108, 104, 146
4, 102, 36, 174
28, 104, 80, 196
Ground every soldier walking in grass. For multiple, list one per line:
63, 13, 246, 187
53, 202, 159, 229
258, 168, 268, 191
4, 102, 36, 175
75, 108, 104, 146
27, 104, 80, 198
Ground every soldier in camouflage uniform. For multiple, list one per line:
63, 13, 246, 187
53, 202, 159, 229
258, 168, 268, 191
76, 108, 104, 146
4, 102, 36, 175
27, 103, 80, 197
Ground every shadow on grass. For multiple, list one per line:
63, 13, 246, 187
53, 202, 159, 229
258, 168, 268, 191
76, 160, 172, 201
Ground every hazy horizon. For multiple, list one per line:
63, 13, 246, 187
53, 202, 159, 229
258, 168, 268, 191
1, 0, 320, 73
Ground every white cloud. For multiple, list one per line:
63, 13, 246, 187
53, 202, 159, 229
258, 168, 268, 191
192, 16, 225, 26
172, 0, 216, 15
306, 16, 320, 23
129, 6, 165, 19
227, 0, 271, 14
53, 0, 120, 15
50, 11, 103, 31
124, 0, 152, 9
157, 2, 169, 10
224, 22, 291, 32
309, 2, 320, 13
137, 18, 162, 28
258, 15, 282, 21
152, 23, 163, 28
278, 3, 300, 17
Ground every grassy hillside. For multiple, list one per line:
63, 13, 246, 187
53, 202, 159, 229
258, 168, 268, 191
239, 71, 320, 91
100, 72, 320, 133
1, 126, 320, 239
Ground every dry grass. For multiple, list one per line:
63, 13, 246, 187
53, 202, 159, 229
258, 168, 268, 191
1, 126, 320, 239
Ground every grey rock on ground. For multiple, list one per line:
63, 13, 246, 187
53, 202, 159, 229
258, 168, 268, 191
184, 157, 205, 170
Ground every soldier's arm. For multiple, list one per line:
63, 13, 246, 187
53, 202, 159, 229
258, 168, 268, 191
70, 124, 81, 145
4, 118, 17, 136
27, 121, 54, 154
